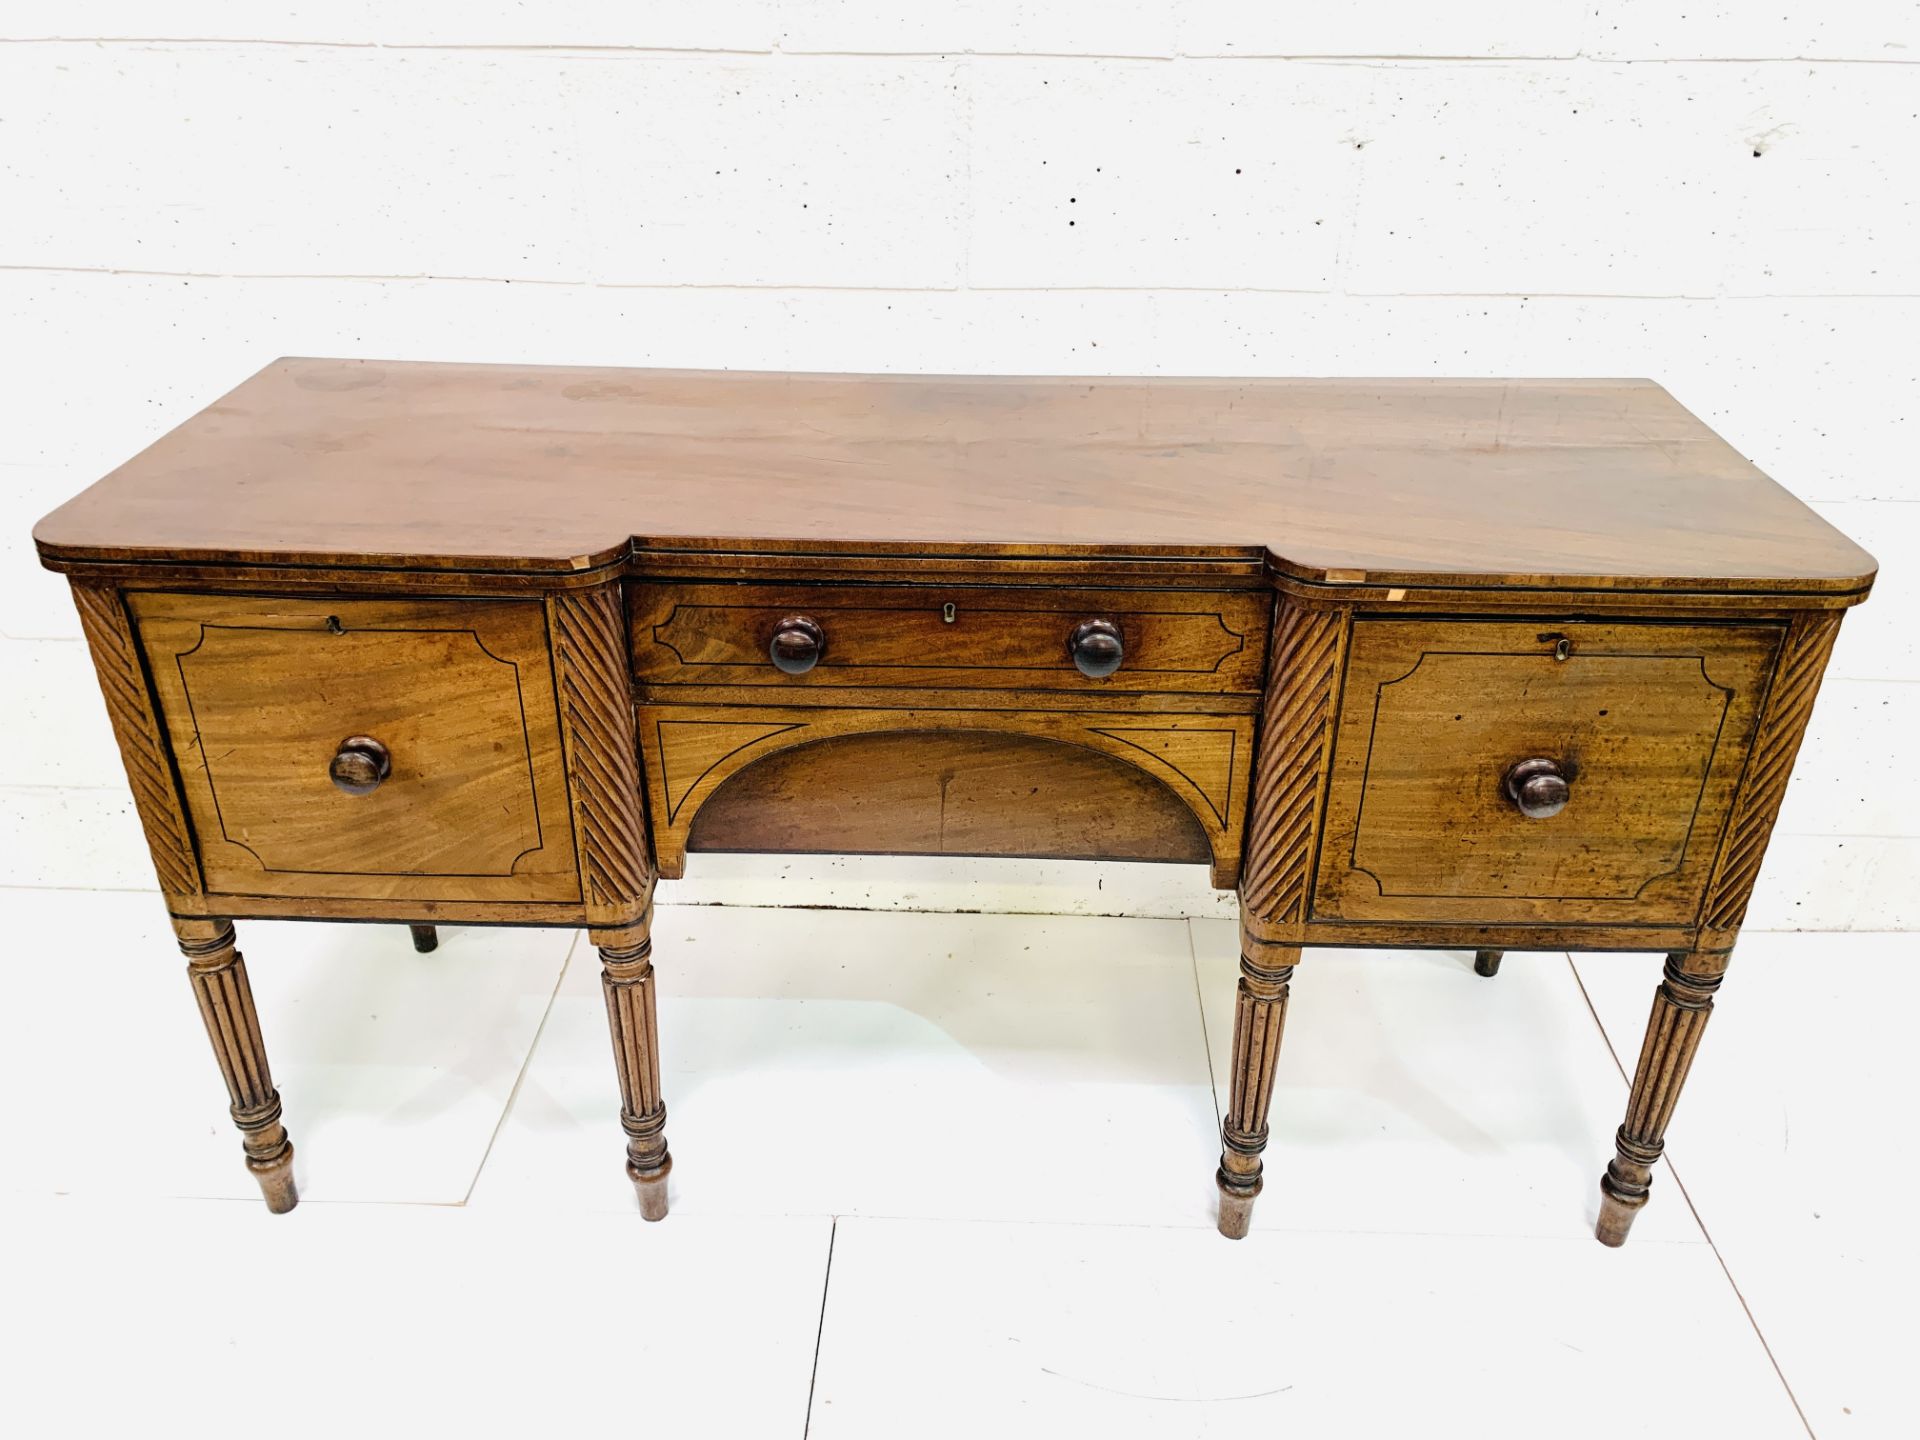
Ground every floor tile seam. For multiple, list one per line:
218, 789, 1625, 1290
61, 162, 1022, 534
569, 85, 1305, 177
1565, 952, 1816, 1440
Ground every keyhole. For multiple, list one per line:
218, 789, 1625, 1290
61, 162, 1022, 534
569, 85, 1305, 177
942, 603, 957, 624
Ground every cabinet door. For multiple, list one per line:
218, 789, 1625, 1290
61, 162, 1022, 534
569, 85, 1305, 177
1312, 618, 1781, 927
132, 592, 580, 905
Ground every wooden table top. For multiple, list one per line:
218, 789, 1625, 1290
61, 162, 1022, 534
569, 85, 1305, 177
34, 358, 1875, 595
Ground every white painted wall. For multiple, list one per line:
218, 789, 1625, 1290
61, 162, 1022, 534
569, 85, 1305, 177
3, 5, 1915, 928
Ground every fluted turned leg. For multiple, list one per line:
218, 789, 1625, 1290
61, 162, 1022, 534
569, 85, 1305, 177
1473, 949, 1504, 978
593, 917, 672, 1221
174, 918, 297, 1213
1596, 949, 1728, 1246
408, 923, 439, 953
1216, 939, 1299, 1239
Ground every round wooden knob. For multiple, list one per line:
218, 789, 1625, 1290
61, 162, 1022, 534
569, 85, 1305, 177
1067, 618, 1124, 679
769, 616, 826, 675
329, 735, 392, 796
1505, 758, 1570, 819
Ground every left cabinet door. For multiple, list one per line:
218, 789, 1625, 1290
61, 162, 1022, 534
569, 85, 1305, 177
130, 592, 581, 905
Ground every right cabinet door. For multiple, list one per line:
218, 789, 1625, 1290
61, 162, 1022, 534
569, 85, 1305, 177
1312, 618, 1783, 927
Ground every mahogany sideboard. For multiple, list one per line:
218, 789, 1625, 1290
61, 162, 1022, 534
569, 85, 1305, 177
34, 360, 1875, 1243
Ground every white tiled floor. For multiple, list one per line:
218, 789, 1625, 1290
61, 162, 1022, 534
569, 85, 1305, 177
1, 893, 1913, 1438
1576, 934, 1919, 1440
810, 1219, 1796, 1440
473, 906, 1222, 1226
4, 1192, 831, 1438
0, 889, 573, 1205
1194, 924, 1706, 1243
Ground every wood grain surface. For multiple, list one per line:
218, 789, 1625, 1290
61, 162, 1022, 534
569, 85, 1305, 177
686, 730, 1213, 867
637, 702, 1256, 885
631, 581, 1270, 694
1312, 618, 1780, 927
1597, 949, 1731, 1246
1697, 610, 1845, 948
37, 362, 1874, 1239
70, 580, 204, 897
130, 592, 581, 904
34, 359, 1876, 596
1235, 599, 1349, 934
552, 585, 655, 926
174, 917, 297, 1213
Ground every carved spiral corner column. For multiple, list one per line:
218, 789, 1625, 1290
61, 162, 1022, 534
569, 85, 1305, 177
592, 911, 672, 1221
1217, 937, 1298, 1239
174, 918, 297, 1212
551, 585, 655, 929
1237, 599, 1348, 942
1219, 598, 1348, 1237
1698, 610, 1842, 951
555, 584, 669, 1217
1594, 612, 1838, 1246
1596, 950, 1729, 1246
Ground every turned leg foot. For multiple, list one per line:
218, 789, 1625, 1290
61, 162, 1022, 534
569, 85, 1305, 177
1216, 937, 1298, 1239
1216, 1184, 1258, 1241
1473, 948, 1504, 978
176, 918, 298, 1213
1595, 949, 1726, 1247
593, 916, 672, 1221
409, 923, 439, 953
629, 1145, 672, 1222
1596, 1137, 1658, 1247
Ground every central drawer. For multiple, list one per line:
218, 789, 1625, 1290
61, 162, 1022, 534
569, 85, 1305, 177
629, 583, 1270, 695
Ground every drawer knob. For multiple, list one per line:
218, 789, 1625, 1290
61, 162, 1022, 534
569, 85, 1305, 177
329, 735, 392, 796
769, 615, 827, 675
1068, 618, 1124, 679
1505, 757, 1570, 819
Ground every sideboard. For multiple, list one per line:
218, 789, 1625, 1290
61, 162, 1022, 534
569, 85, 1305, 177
34, 360, 1874, 1243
